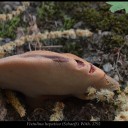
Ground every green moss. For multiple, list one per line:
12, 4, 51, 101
79, 8, 102, 29
37, 2, 128, 35
37, 2, 77, 30
36, 2, 128, 54
63, 15, 75, 29
37, 2, 64, 23
53, 38, 83, 56
0, 2, 127, 57
102, 34, 125, 50
63, 41, 83, 56
0, 16, 20, 39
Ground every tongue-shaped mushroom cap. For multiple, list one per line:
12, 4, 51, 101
0, 50, 120, 102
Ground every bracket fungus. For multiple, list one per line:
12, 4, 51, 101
0, 50, 120, 106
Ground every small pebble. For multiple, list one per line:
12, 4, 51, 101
103, 63, 113, 73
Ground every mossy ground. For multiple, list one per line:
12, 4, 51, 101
1, 2, 128, 55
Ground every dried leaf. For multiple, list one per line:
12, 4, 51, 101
107, 2, 128, 13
